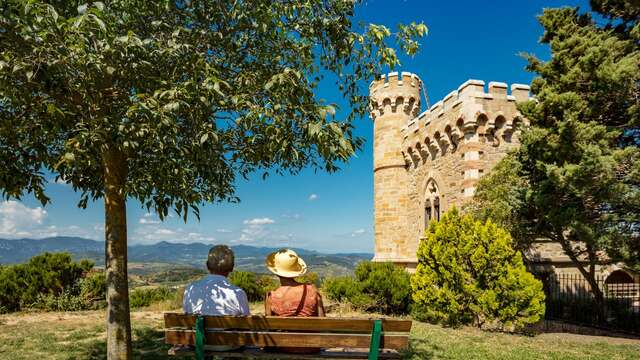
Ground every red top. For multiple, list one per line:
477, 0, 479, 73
268, 284, 320, 317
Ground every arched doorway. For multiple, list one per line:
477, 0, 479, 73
424, 179, 441, 230
605, 270, 638, 299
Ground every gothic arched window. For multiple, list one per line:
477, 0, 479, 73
424, 179, 441, 230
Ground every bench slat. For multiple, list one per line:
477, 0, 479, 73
164, 313, 412, 333
169, 347, 402, 359
165, 330, 409, 349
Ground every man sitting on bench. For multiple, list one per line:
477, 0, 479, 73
182, 244, 250, 351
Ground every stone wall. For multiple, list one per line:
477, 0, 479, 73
370, 73, 530, 269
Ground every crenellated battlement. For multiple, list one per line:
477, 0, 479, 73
370, 71, 533, 267
399, 79, 531, 169
369, 72, 422, 120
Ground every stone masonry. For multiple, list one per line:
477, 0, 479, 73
369, 71, 640, 288
370, 72, 529, 271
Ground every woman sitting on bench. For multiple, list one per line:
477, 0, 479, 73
264, 249, 325, 353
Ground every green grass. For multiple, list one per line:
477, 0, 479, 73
406, 322, 640, 359
0, 310, 638, 360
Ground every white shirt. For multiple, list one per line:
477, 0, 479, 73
183, 274, 250, 316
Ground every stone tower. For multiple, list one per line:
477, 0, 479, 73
369, 72, 422, 268
370, 71, 531, 271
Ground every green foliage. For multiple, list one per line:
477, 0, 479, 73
229, 271, 278, 302
323, 275, 376, 309
295, 272, 320, 287
472, 3, 640, 321
0, 253, 104, 313
518, 4, 640, 269
411, 209, 545, 330
129, 287, 179, 309
467, 154, 528, 244
323, 261, 412, 314
141, 268, 207, 285
0, 0, 427, 218
0, 263, 22, 313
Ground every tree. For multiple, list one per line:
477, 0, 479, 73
411, 209, 545, 330
472, 1, 640, 323
0, 1, 426, 358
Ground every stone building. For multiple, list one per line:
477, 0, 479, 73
369, 71, 640, 291
370, 71, 528, 271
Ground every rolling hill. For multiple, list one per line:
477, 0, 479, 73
0, 236, 371, 276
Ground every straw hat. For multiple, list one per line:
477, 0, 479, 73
265, 249, 307, 278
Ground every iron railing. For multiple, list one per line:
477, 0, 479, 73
543, 273, 640, 334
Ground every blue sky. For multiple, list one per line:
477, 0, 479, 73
1, 0, 588, 253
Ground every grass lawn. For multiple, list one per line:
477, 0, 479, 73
0, 309, 638, 359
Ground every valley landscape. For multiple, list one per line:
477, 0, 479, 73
0, 237, 371, 279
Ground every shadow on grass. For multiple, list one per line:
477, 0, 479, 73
81, 327, 171, 360
400, 337, 438, 359
80, 327, 439, 360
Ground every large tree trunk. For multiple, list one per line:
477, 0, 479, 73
103, 148, 132, 360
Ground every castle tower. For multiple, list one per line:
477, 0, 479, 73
369, 72, 422, 268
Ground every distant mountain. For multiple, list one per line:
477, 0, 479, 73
0, 237, 371, 275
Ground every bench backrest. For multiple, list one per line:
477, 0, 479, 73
164, 313, 412, 350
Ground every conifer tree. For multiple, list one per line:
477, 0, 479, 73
411, 209, 545, 329
472, 0, 639, 322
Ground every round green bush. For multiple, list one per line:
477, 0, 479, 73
411, 208, 545, 330
0, 253, 100, 312
323, 261, 412, 315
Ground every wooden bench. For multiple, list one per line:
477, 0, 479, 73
164, 313, 412, 359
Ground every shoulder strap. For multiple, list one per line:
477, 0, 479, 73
293, 283, 308, 316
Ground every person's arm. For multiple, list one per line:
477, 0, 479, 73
182, 286, 191, 314
264, 291, 272, 316
238, 290, 251, 316
317, 292, 325, 317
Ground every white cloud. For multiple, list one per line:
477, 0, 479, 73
308, 194, 318, 201
0, 201, 97, 239
243, 217, 275, 225
139, 212, 161, 224
216, 228, 232, 233
0, 201, 47, 238
351, 228, 366, 237
132, 224, 216, 244
139, 217, 161, 224
234, 217, 277, 244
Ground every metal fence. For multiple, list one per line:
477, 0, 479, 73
543, 273, 640, 334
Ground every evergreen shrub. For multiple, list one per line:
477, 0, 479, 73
0, 253, 102, 312
323, 261, 412, 314
411, 208, 545, 330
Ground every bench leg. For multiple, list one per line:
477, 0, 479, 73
368, 319, 382, 360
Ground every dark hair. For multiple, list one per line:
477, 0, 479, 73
206, 245, 234, 274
